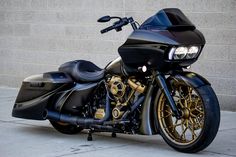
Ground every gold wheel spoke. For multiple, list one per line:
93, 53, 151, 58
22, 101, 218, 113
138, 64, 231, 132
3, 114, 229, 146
170, 119, 181, 132
178, 99, 185, 108
190, 124, 197, 140
188, 87, 193, 98
187, 101, 192, 108
160, 111, 172, 118
190, 112, 197, 118
184, 99, 188, 108
164, 122, 181, 130
186, 119, 189, 128
189, 117, 194, 124
192, 98, 201, 108
195, 117, 203, 127
187, 87, 193, 107
165, 109, 172, 114
195, 108, 204, 114
180, 120, 187, 140
193, 115, 200, 124
190, 116, 202, 129
188, 117, 198, 140
180, 127, 188, 140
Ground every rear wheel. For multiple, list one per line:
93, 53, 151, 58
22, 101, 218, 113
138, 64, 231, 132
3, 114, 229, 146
154, 80, 220, 153
49, 120, 83, 134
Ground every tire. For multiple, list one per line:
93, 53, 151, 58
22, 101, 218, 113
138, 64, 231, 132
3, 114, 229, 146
154, 81, 220, 153
49, 120, 83, 135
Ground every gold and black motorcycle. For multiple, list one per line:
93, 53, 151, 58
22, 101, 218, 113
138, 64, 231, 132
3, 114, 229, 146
12, 8, 220, 153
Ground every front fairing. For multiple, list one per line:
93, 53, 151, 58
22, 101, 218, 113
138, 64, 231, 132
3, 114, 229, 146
118, 8, 205, 71
121, 28, 205, 46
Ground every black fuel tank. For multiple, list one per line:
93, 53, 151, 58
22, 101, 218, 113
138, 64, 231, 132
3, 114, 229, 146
105, 57, 123, 75
105, 57, 142, 76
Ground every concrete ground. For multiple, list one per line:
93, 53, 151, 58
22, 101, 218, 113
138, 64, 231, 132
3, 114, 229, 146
0, 87, 236, 157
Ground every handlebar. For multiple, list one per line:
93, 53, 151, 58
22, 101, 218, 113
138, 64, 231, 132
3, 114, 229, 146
101, 25, 114, 34
99, 16, 137, 34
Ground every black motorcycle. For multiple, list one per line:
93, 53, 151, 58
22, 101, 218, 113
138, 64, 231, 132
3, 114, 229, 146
12, 8, 220, 153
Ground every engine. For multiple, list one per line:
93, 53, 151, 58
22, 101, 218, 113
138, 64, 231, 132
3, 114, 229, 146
109, 76, 126, 99
108, 76, 146, 119
94, 75, 146, 120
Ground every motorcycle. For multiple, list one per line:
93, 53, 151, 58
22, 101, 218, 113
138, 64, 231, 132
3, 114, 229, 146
12, 8, 220, 153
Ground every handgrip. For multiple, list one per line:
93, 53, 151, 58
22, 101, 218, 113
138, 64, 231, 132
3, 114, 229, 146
100, 25, 114, 34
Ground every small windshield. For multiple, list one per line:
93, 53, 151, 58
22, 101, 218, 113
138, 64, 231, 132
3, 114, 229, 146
140, 8, 195, 30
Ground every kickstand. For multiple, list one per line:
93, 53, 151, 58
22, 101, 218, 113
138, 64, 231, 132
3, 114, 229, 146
87, 129, 93, 141
111, 132, 116, 138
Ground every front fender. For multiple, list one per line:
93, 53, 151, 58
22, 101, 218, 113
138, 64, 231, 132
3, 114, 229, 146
168, 71, 210, 88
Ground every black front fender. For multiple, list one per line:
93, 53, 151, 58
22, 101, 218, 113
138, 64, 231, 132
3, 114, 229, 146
168, 71, 210, 88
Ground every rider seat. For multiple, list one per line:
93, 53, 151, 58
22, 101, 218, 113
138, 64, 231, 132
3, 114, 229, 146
59, 60, 104, 82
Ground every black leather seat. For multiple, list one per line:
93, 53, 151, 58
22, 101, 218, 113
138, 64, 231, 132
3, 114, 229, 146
59, 60, 104, 82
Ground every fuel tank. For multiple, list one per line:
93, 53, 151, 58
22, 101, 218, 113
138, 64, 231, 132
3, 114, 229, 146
105, 57, 124, 76
105, 57, 143, 76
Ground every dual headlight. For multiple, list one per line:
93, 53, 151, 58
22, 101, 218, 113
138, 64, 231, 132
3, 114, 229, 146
168, 46, 201, 60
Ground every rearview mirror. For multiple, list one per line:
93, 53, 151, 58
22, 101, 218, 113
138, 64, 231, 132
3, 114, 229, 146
97, 16, 111, 22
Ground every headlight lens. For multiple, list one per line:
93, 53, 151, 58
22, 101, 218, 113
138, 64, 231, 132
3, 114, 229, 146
169, 46, 201, 60
173, 47, 188, 59
186, 46, 199, 59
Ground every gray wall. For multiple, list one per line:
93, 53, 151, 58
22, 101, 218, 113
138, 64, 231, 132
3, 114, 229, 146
0, 0, 236, 111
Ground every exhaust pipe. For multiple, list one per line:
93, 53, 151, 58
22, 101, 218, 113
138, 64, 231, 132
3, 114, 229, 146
43, 93, 111, 126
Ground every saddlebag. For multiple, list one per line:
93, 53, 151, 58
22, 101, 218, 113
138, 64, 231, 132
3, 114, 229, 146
12, 72, 73, 120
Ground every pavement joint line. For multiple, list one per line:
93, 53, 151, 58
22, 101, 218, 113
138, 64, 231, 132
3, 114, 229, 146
0, 119, 26, 123
0, 119, 52, 129
218, 128, 236, 132
204, 151, 236, 157
93, 133, 149, 145
55, 144, 129, 157
0, 97, 15, 99
0, 95, 17, 97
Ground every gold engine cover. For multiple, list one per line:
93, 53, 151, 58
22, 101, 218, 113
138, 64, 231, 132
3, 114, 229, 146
108, 76, 146, 120
108, 76, 126, 98
94, 108, 105, 119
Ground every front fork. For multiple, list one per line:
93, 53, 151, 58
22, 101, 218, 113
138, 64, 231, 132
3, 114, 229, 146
156, 73, 182, 119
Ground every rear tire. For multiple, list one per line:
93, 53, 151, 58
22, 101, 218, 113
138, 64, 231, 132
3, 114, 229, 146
154, 82, 220, 153
49, 120, 83, 135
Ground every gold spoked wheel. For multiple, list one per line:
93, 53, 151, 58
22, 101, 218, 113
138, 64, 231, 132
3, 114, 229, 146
157, 84, 205, 145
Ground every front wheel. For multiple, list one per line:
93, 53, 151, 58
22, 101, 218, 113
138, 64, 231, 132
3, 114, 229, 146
154, 81, 220, 153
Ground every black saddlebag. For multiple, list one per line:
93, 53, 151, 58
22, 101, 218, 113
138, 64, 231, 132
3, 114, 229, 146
12, 72, 73, 120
